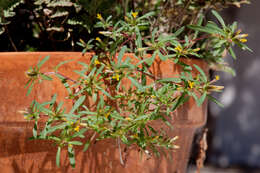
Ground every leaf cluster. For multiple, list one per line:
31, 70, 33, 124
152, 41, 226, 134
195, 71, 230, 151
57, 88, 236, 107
22, 9, 251, 167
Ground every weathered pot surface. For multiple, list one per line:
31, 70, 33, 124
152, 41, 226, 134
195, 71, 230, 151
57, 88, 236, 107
0, 52, 208, 173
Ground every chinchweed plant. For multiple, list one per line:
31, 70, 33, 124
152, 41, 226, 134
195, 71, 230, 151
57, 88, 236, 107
23, 9, 251, 167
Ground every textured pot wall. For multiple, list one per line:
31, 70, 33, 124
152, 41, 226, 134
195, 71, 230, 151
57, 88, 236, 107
0, 52, 207, 173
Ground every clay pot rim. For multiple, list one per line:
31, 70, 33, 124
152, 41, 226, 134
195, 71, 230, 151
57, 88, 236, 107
0, 51, 207, 64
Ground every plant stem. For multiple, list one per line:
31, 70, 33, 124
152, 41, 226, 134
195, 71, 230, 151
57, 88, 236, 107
43, 72, 77, 83
117, 138, 125, 166
4, 25, 17, 51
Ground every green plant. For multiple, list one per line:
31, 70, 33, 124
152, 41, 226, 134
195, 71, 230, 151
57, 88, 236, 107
22, 1, 251, 168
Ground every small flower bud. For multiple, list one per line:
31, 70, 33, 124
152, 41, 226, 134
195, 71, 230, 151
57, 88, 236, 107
131, 12, 138, 18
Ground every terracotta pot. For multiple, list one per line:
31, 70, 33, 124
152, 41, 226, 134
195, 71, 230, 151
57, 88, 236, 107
0, 52, 208, 173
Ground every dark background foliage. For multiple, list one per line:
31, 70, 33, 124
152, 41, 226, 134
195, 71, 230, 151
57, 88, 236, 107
0, 0, 248, 52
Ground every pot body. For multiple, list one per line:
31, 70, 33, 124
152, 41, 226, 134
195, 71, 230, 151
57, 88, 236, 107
0, 52, 208, 173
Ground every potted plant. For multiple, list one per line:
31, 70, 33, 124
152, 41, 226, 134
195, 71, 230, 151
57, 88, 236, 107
0, 1, 251, 172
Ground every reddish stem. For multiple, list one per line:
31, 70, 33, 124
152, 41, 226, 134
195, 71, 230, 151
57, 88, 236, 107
43, 72, 77, 83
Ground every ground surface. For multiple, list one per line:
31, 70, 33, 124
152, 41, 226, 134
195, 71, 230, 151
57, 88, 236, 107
188, 166, 260, 173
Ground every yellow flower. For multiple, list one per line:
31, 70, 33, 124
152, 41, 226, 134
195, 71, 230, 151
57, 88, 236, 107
235, 29, 248, 43
105, 112, 110, 118
125, 117, 132, 121
153, 136, 159, 140
174, 45, 182, 52
207, 85, 224, 92
74, 125, 80, 132
96, 37, 101, 42
112, 74, 120, 81
84, 80, 88, 84
235, 29, 242, 35
215, 75, 220, 80
132, 134, 138, 138
24, 115, 31, 120
239, 38, 247, 43
25, 69, 37, 78
94, 59, 101, 65
151, 95, 156, 99
97, 13, 103, 20
239, 34, 248, 38
188, 81, 194, 89
131, 12, 138, 18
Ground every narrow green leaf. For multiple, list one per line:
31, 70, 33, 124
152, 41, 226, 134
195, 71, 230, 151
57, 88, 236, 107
135, 114, 149, 121
25, 78, 32, 88
110, 112, 125, 120
188, 25, 215, 34
79, 111, 97, 116
171, 94, 189, 111
136, 56, 152, 67
55, 59, 73, 72
49, 94, 57, 104
37, 56, 50, 69
83, 141, 90, 152
190, 92, 199, 104
48, 136, 61, 142
193, 14, 204, 39
173, 26, 185, 36
240, 43, 253, 52
69, 141, 83, 145
96, 64, 105, 76
72, 129, 87, 138
87, 67, 97, 78
56, 101, 64, 113
47, 123, 67, 134
158, 51, 167, 61
64, 113, 79, 119
70, 96, 86, 114
118, 46, 127, 65
188, 25, 225, 36
135, 27, 142, 48
146, 52, 156, 66
193, 64, 207, 82
212, 10, 226, 28
41, 74, 52, 81
137, 11, 155, 20
228, 47, 237, 59
206, 22, 225, 35
148, 125, 157, 134
208, 95, 224, 107
141, 68, 147, 85
93, 93, 97, 102
68, 146, 76, 168
26, 81, 35, 96
197, 92, 207, 106
77, 61, 89, 68
231, 21, 237, 33
128, 76, 142, 89
96, 86, 113, 99
39, 106, 53, 115
158, 77, 181, 83
122, 135, 130, 144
